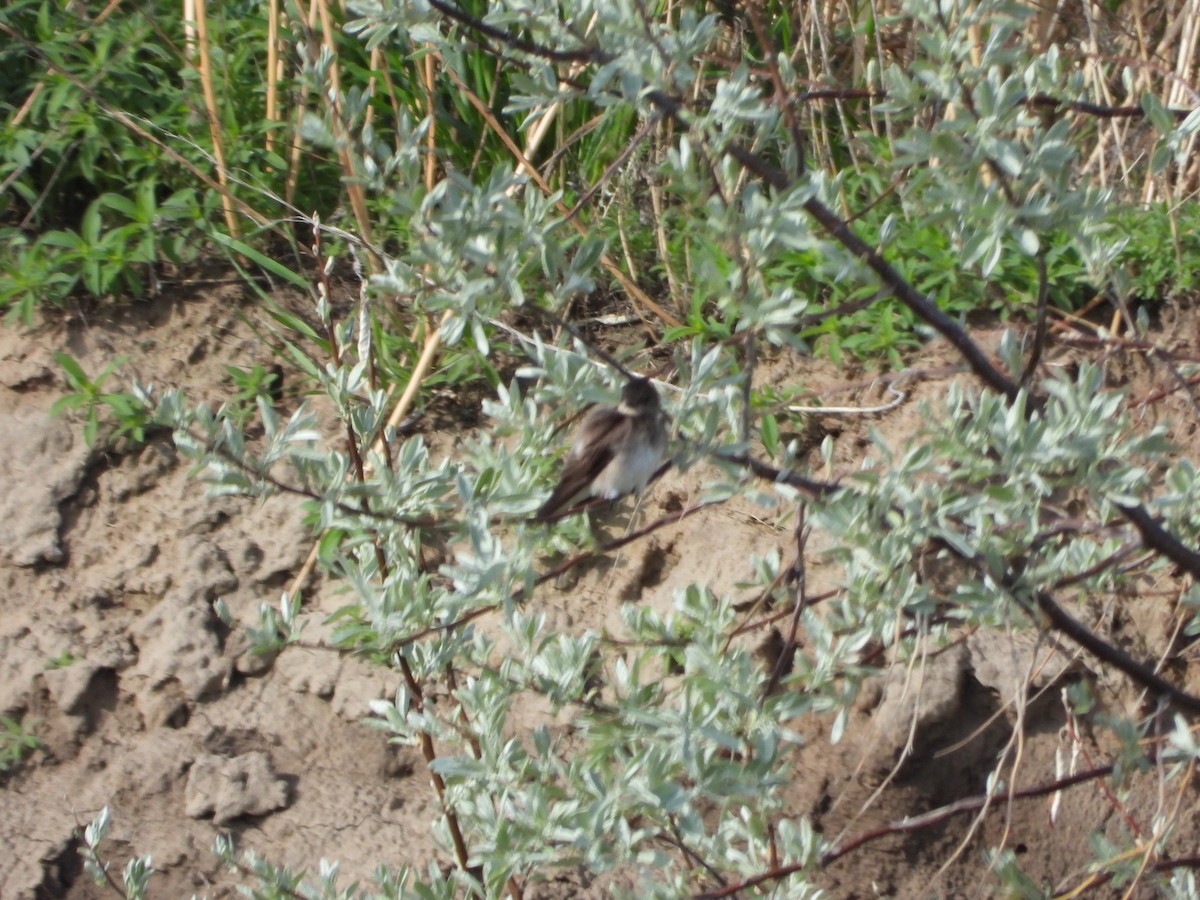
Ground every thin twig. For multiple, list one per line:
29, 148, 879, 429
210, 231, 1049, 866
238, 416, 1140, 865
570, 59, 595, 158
787, 381, 909, 416
1021, 250, 1049, 386
693, 762, 1122, 898
761, 505, 808, 699
389, 500, 718, 649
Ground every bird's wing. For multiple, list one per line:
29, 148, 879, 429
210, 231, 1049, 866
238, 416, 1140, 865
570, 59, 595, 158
535, 408, 629, 519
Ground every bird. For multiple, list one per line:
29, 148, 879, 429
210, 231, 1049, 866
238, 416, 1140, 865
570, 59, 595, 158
535, 377, 668, 521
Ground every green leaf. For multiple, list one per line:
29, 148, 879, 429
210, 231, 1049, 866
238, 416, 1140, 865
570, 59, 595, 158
55, 352, 91, 390
50, 394, 87, 414
211, 231, 311, 289
281, 339, 322, 379
81, 199, 103, 246
317, 528, 345, 562
761, 412, 779, 458
98, 192, 138, 219
1140, 91, 1176, 134
268, 304, 326, 345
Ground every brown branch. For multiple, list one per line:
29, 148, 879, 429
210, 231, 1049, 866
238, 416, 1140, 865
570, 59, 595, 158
409, 4, 1200, 128
780, 88, 1198, 120
1118, 503, 1200, 581
719, 128, 1021, 398
1031, 587, 1200, 714
199, 435, 438, 529
747, 2, 806, 177
761, 505, 808, 699
1056, 329, 1200, 362
823, 761, 1118, 865
1135, 372, 1200, 408
727, 589, 837, 638
391, 499, 719, 648
916, 527, 1200, 715
424, 0, 596, 63
726, 461, 1200, 714
1028, 93, 1195, 120
798, 190, 1021, 400
416, 1, 1200, 406
1054, 853, 1200, 896
694, 762, 1119, 898
935, 538, 1200, 714
564, 114, 661, 221
717, 451, 842, 497
660, 821, 728, 887
310, 234, 476, 882
1048, 542, 1141, 591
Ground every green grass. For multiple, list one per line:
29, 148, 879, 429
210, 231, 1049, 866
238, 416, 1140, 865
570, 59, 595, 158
7, 0, 1199, 358
0, 715, 40, 774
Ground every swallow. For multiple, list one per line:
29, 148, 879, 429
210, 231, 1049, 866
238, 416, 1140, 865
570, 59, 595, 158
536, 377, 668, 521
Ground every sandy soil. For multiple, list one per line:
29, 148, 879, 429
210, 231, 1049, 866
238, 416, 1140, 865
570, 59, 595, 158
2, 285, 1199, 898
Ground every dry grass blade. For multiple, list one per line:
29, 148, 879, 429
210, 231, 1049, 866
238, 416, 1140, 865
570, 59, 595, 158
189, 0, 240, 239
649, 126, 686, 318
266, 0, 281, 155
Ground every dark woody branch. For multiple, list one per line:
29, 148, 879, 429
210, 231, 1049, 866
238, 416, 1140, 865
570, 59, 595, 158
425, 0, 1200, 723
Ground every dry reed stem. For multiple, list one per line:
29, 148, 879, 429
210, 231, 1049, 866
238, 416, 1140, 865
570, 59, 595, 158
385, 310, 453, 439
378, 60, 404, 154
1081, 4, 1111, 188
266, 0, 281, 155
519, 10, 598, 161
1168, 0, 1200, 199
191, 0, 241, 239
182, 0, 195, 61
313, 0, 379, 272
375, 40, 446, 450
1167, 0, 1199, 110
650, 127, 685, 317
364, 48, 381, 133
284, 307, 453, 601
424, 49, 437, 188
283, 40, 443, 662
801, 5, 831, 172
290, 50, 444, 604
361, 45, 409, 150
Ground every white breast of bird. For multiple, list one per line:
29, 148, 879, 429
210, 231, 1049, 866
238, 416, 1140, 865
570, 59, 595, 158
590, 433, 666, 499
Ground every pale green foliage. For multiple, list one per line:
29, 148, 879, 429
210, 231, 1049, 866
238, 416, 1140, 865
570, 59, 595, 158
1170, 869, 1200, 900
882, 0, 1119, 278
814, 362, 1172, 646
108, 0, 1200, 895
81, 807, 155, 900
146, 293, 1200, 895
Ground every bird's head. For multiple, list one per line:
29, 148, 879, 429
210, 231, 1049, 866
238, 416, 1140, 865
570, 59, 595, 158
619, 377, 661, 415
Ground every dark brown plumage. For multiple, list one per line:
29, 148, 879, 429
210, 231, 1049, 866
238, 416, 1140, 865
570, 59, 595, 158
536, 378, 667, 521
